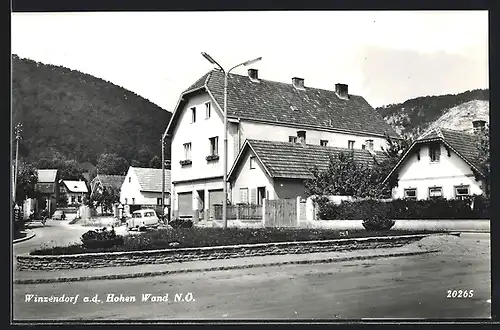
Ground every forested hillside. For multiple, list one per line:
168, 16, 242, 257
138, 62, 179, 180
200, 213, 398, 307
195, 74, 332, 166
12, 55, 172, 166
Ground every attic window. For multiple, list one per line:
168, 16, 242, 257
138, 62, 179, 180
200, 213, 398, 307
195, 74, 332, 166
320, 140, 328, 147
297, 131, 306, 144
348, 140, 355, 149
289, 136, 297, 143
191, 107, 196, 123
429, 144, 441, 162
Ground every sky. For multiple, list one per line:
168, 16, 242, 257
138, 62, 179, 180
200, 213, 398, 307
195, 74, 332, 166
11, 11, 489, 111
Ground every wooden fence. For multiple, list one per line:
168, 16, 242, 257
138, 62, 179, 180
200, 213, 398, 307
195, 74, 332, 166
214, 204, 263, 220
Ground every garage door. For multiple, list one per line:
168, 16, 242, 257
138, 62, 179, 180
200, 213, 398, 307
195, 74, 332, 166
208, 189, 224, 207
177, 192, 192, 217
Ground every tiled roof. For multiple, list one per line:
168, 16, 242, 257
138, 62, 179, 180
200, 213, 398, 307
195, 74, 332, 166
417, 128, 482, 171
229, 139, 385, 180
383, 128, 484, 184
132, 167, 171, 193
63, 180, 88, 193
37, 169, 58, 183
171, 70, 399, 138
97, 175, 125, 190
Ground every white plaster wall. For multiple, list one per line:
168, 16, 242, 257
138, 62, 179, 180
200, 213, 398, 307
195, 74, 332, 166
393, 143, 484, 200
170, 93, 237, 183
239, 121, 389, 151
171, 177, 223, 214
230, 150, 275, 203
119, 168, 149, 205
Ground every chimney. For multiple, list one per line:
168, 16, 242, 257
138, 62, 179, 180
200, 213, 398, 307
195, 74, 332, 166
248, 69, 259, 81
472, 119, 486, 134
335, 83, 349, 100
292, 77, 305, 90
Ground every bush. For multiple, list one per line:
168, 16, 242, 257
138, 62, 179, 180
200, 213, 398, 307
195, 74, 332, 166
316, 195, 489, 221
80, 227, 124, 249
359, 200, 395, 231
169, 219, 194, 229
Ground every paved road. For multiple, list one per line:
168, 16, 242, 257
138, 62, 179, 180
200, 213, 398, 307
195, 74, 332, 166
13, 233, 490, 320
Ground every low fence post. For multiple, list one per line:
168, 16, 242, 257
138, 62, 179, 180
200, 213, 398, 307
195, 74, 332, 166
262, 198, 266, 227
296, 196, 301, 227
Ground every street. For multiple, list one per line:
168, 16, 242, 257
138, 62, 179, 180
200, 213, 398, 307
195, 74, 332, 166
13, 232, 490, 320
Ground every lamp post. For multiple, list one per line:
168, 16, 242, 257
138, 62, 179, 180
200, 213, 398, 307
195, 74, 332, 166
201, 53, 262, 228
13, 123, 22, 203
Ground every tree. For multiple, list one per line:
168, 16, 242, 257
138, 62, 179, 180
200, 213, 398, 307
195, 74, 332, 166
36, 155, 85, 180
15, 161, 38, 205
96, 153, 129, 175
101, 186, 120, 213
475, 126, 490, 197
148, 155, 162, 169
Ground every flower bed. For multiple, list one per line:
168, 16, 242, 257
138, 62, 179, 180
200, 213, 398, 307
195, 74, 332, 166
30, 228, 436, 256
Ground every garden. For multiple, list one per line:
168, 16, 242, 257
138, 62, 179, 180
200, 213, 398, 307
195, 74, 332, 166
29, 224, 436, 256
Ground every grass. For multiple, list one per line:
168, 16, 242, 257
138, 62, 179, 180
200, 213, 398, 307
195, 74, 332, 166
29, 227, 437, 256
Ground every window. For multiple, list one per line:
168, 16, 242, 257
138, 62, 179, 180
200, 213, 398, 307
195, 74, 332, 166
348, 140, 355, 149
70, 196, 75, 203
132, 212, 142, 218
157, 198, 162, 205
132, 198, 135, 204
125, 198, 128, 204
250, 156, 256, 169
429, 144, 441, 162
184, 143, 192, 160
128, 177, 131, 183
289, 136, 297, 143
209, 136, 219, 156
257, 187, 266, 205
320, 140, 328, 147
404, 188, 417, 200
362, 144, 366, 150
239, 188, 249, 204
365, 139, 374, 150
455, 185, 470, 199
205, 102, 211, 118
297, 130, 306, 144
191, 107, 196, 123
428, 187, 443, 199
77, 195, 82, 203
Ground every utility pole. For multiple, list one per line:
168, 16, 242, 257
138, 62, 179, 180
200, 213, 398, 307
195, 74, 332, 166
13, 123, 22, 203
161, 134, 165, 221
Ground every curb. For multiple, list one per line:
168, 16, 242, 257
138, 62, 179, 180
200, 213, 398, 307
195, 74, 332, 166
13, 249, 439, 285
13, 230, 36, 244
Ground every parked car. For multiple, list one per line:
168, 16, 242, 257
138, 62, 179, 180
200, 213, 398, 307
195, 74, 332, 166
52, 210, 66, 220
126, 209, 160, 231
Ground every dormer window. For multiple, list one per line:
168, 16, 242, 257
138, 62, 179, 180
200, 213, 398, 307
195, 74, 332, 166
320, 140, 328, 147
289, 136, 297, 143
297, 130, 306, 144
348, 140, 355, 149
205, 102, 211, 119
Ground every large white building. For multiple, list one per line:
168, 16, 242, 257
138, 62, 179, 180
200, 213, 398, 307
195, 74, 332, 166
165, 68, 400, 222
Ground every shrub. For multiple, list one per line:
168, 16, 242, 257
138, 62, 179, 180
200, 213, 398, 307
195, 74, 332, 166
359, 200, 395, 231
169, 219, 194, 229
315, 195, 489, 220
80, 227, 124, 249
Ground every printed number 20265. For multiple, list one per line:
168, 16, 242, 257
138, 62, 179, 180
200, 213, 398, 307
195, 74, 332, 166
447, 290, 474, 298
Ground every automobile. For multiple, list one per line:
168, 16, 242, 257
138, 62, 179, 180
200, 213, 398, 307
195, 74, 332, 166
52, 210, 66, 220
126, 209, 160, 231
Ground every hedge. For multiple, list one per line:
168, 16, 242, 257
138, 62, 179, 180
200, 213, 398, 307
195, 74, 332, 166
316, 195, 489, 220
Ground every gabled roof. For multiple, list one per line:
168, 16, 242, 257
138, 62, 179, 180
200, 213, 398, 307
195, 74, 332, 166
63, 180, 88, 193
382, 127, 484, 184
37, 169, 58, 183
131, 167, 171, 193
228, 139, 385, 180
95, 174, 125, 190
166, 69, 400, 139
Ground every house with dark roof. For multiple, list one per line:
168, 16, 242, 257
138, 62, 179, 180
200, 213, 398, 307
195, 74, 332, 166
34, 169, 60, 215
90, 174, 126, 197
164, 68, 399, 222
120, 167, 171, 216
228, 139, 386, 204
382, 120, 487, 200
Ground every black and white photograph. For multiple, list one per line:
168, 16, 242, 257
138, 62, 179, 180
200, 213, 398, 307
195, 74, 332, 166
11, 9, 491, 322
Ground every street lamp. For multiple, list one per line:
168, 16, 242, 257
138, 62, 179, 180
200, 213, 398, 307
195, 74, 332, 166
201, 52, 262, 228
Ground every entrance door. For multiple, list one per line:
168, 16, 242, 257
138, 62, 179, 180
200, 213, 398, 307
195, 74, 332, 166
197, 190, 205, 221
257, 187, 266, 205
178, 192, 193, 218
208, 189, 224, 219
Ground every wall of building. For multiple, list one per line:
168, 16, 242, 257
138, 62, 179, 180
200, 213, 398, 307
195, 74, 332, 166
170, 93, 237, 184
238, 121, 389, 152
392, 143, 484, 200
230, 150, 275, 204
273, 179, 308, 199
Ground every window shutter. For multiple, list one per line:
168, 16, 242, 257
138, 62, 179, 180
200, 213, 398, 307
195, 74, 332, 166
250, 188, 257, 204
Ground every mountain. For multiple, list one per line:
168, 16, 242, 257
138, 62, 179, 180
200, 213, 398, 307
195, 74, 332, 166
11, 54, 172, 166
376, 89, 489, 137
